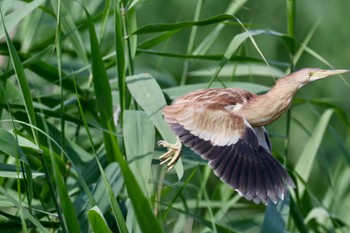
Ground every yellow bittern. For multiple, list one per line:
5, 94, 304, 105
158, 68, 349, 204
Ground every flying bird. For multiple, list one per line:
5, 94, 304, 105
158, 68, 349, 204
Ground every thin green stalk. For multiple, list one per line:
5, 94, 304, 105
286, 0, 296, 39
121, 3, 135, 75
195, 166, 215, 230
99, 0, 112, 43
40, 154, 68, 233
202, 184, 217, 233
180, 0, 203, 85
20, 162, 31, 214
115, 0, 126, 126
284, 109, 292, 162
292, 20, 320, 69
120, 2, 136, 113
284, 0, 296, 159
55, 0, 66, 158
161, 167, 198, 221
16, 160, 27, 233
54, 3, 77, 231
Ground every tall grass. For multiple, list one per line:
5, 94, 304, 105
0, 0, 349, 232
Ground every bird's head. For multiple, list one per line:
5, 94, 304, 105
289, 68, 349, 88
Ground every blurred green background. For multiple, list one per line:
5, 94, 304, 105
0, 0, 350, 232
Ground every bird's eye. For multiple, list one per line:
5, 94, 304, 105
308, 71, 314, 77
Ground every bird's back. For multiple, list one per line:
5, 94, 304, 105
171, 88, 257, 106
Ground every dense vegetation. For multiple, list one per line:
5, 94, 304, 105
0, 0, 349, 232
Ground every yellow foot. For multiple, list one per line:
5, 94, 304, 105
157, 138, 182, 172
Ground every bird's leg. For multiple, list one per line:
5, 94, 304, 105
157, 137, 182, 172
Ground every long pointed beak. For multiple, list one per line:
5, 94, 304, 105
311, 69, 350, 81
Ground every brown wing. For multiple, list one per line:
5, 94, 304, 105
163, 88, 295, 204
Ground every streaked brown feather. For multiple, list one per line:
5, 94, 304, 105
164, 102, 245, 146
175, 88, 256, 105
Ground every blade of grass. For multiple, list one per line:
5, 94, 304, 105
327, 126, 350, 166
109, 138, 164, 233
0, 49, 84, 94
308, 99, 349, 126
0, 163, 44, 179
192, 63, 285, 81
50, 0, 88, 64
74, 79, 128, 233
0, 128, 28, 163
303, 46, 350, 89
84, 5, 118, 163
126, 73, 183, 179
35, 103, 78, 233
54, 0, 66, 157
235, 18, 274, 79
99, 0, 112, 43
193, 0, 247, 55
123, 110, 154, 194
304, 207, 345, 225
126, 74, 175, 142
52, 160, 80, 232
136, 49, 266, 62
1, 11, 39, 144
0, 0, 45, 39
0, 0, 12, 14
290, 20, 320, 72
0, 128, 36, 201
131, 14, 234, 35
137, 30, 180, 50
206, 29, 287, 87
0, 187, 49, 233
295, 109, 334, 196
20, 4, 43, 52
83, 7, 163, 233
0, 80, 30, 230
88, 206, 113, 233
124, 4, 137, 74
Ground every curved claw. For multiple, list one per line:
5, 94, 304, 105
158, 138, 182, 172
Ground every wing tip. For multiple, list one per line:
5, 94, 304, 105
211, 143, 296, 205
234, 182, 293, 205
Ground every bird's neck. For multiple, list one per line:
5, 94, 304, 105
243, 79, 301, 126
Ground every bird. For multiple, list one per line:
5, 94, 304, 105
158, 68, 349, 205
